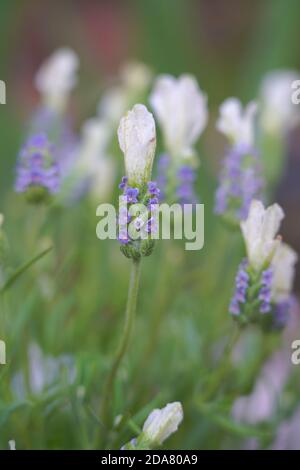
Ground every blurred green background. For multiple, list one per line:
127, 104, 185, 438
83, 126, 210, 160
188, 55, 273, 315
0, 0, 300, 450
1, 0, 300, 259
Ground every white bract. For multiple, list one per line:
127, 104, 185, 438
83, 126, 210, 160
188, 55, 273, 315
35, 48, 79, 112
150, 74, 207, 159
271, 243, 298, 302
260, 70, 300, 134
120, 61, 152, 92
8, 440, 16, 450
142, 402, 183, 446
118, 104, 156, 185
98, 62, 152, 126
217, 98, 257, 147
240, 199, 284, 272
77, 118, 115, 200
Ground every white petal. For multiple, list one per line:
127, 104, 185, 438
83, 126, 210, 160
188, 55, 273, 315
240, 199, 284, 271
260, 70, 300, 134
8, 440, 16, 450
217, 98, 257, 146
35, 48, 79, 111
150, 74, 207, 158
271, 243, 298, 301
118, 104, 156, 185
143, 402, 183, 445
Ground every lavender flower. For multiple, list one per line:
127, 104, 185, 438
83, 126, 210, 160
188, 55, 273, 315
215, 99, 263, 223
124, 187, 139, 204
119, 176, 128, 190
176, 165, 197, 204
147, 181, 160, 197
230, 200, 297, 330
258, 268, 273, 314
229, 260, 249, 316
117, 176, 159, 254
272, 298, 294, 330
215, 144, 263, 221
15, 133, 60, 200
156, 154, 198, 205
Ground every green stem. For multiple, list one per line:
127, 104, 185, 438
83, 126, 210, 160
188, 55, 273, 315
100, 258, 142, 430
201, 325, 240, 402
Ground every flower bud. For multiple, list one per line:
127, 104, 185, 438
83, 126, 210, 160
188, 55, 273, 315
118, 104, 156, 186
35, 48, 79, 113
142, 401, 183, 446
217, 98, 257, 147
240, 199, 284, 272
150, 74, 207, 159
8, 440, 16, 450
260, 70, 300, 135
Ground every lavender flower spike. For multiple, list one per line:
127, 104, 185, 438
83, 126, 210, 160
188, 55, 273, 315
214, 98, 263, 222
15, 133, 60, 201
229, 260, 249, 316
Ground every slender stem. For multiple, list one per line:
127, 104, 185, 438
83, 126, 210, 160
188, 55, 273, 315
201, 325, 240, 402
100, 258, 142, 430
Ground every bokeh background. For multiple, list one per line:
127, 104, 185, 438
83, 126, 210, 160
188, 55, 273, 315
0, 0, 300, 450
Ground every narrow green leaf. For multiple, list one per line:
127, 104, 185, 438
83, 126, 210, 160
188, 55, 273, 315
1, 245, 53, 292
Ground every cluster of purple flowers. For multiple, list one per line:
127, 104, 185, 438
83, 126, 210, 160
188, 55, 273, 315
117, 177, 160, 245
176, 165, 197, 204
229, 260, 249, 316
258, 268, 273, 313
229, 261, 291, 329
156, 154, 198, 205
215, 144, 264, 221
229, 263, 273, 317
273, 298, 294, 329
15, 133, 60, 195
29, 106, 79, 180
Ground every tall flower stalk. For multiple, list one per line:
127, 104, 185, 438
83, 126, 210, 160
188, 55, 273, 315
100, 104, 157, 430
100, 259, 141, 427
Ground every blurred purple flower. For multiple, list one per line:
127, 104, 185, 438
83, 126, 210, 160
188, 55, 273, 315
15, 133, 60, 194
229, 260, 249, 316
215, 143, 264, 221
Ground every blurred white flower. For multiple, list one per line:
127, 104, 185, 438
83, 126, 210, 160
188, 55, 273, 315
217, 98, 257, 147
118, 104, 156, 185
0, 213, 4, 227
11, 343, 76, 398
271, 243, 298, 302
143, 402, 183, 445
35, 48, 79, 112
120, 61, 153, 92
98, 62, 152, 126
8, 440, 16, 450
232, 350, 291, 424
98, 87, 128, 126
240, 199, 284, 271
77, 118, 115, 200
150, 74, 208, 159
260, 70, 300, 135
